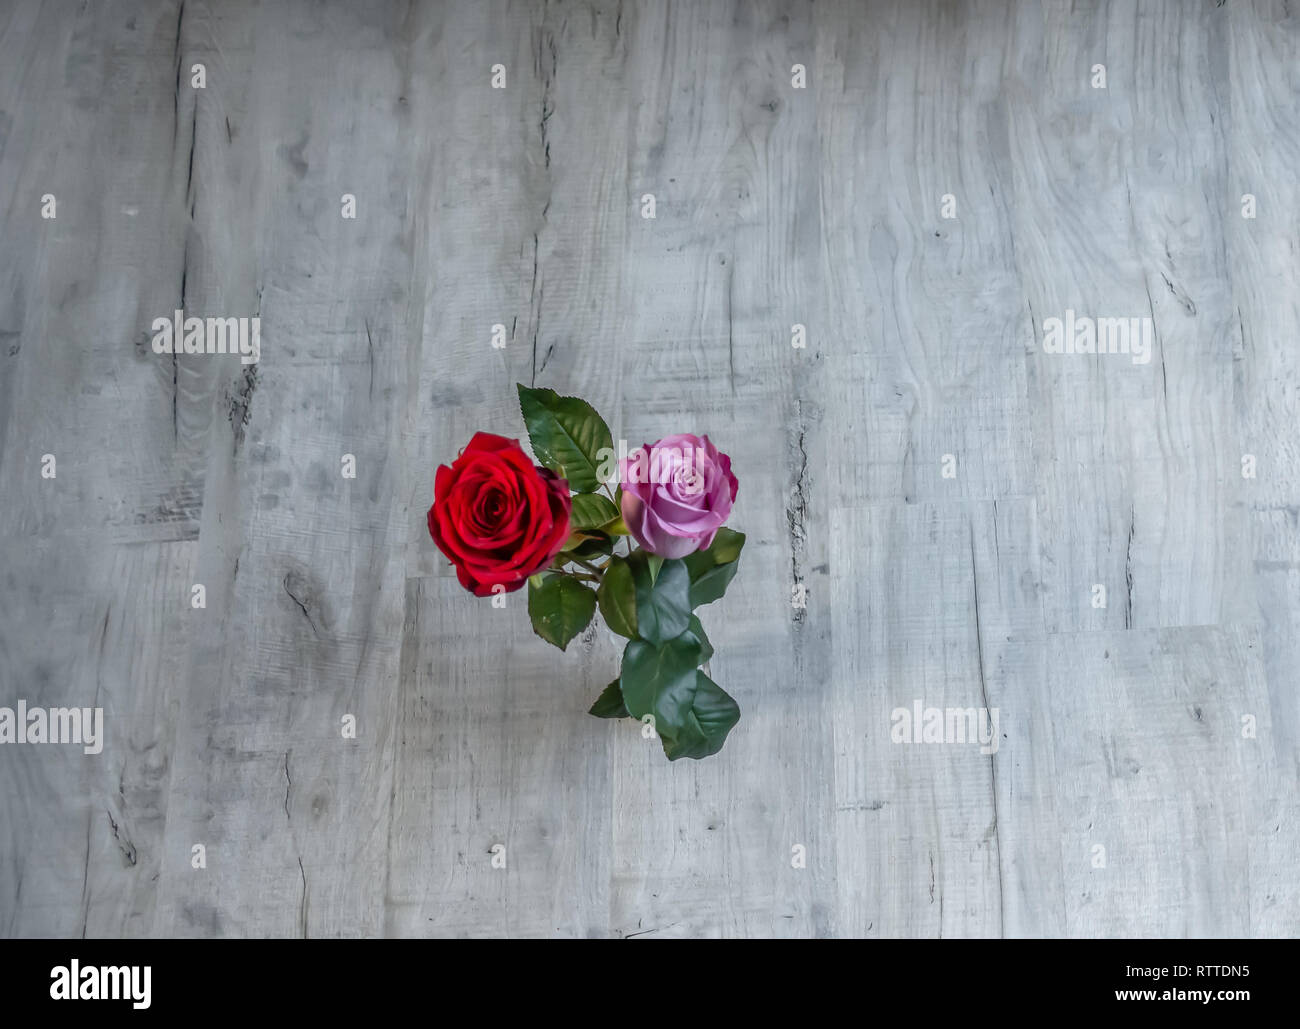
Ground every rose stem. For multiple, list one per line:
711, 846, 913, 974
569, 556, 605, 578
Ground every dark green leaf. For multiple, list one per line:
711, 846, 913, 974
588, 680, 630, 719
684, 614, 713, 664
573, 536, 614, 559
627, 552, 691, 645
516, 384, 614, 493
619, 635, 740, 760
552, 526, 615, 568
596, 556, 638, 638
618, 634, 703, 722
527, 574, 596, 650
660, 672, 741, 761
566, 533, 614, 560
682, 527, 746, 608
569, 493, 620, 531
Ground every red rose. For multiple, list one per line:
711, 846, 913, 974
427, 432, 572, 596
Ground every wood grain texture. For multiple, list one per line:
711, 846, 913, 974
0, 0, 1296, 938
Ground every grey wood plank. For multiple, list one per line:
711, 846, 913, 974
0, 540, 193, 937
388, 576, 613, 937
608, 0, 837, 939
386, 0, 620, 939
0, 0, 212, 938
143, 0, 418, 937
831, 501, 1051, 937
1048, 624, 1270, 937
1220, 1, 1300, 938
816, 0, 1036, 511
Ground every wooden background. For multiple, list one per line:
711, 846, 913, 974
1, 0, 1297, 938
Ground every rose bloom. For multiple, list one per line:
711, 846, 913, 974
427, 432, 571, 596
619, 433, 738, 559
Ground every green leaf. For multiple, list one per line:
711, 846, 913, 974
559, 529, 598, 552
569, 535, 614, 560
627, 552, 691, 645
555, 528, 614, 564
619, 636, 740, 760
684, 614, 713, 664
660, 672, 741, 761
596, 556, 638, 638
527, 574, 596, 650
619, 634, 703, 723
682, 527, 746, 608
588, 680, 630, 719
516, 384, 614, 493
569, 493, 620, 531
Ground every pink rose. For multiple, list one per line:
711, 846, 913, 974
619, 433, 738, 559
